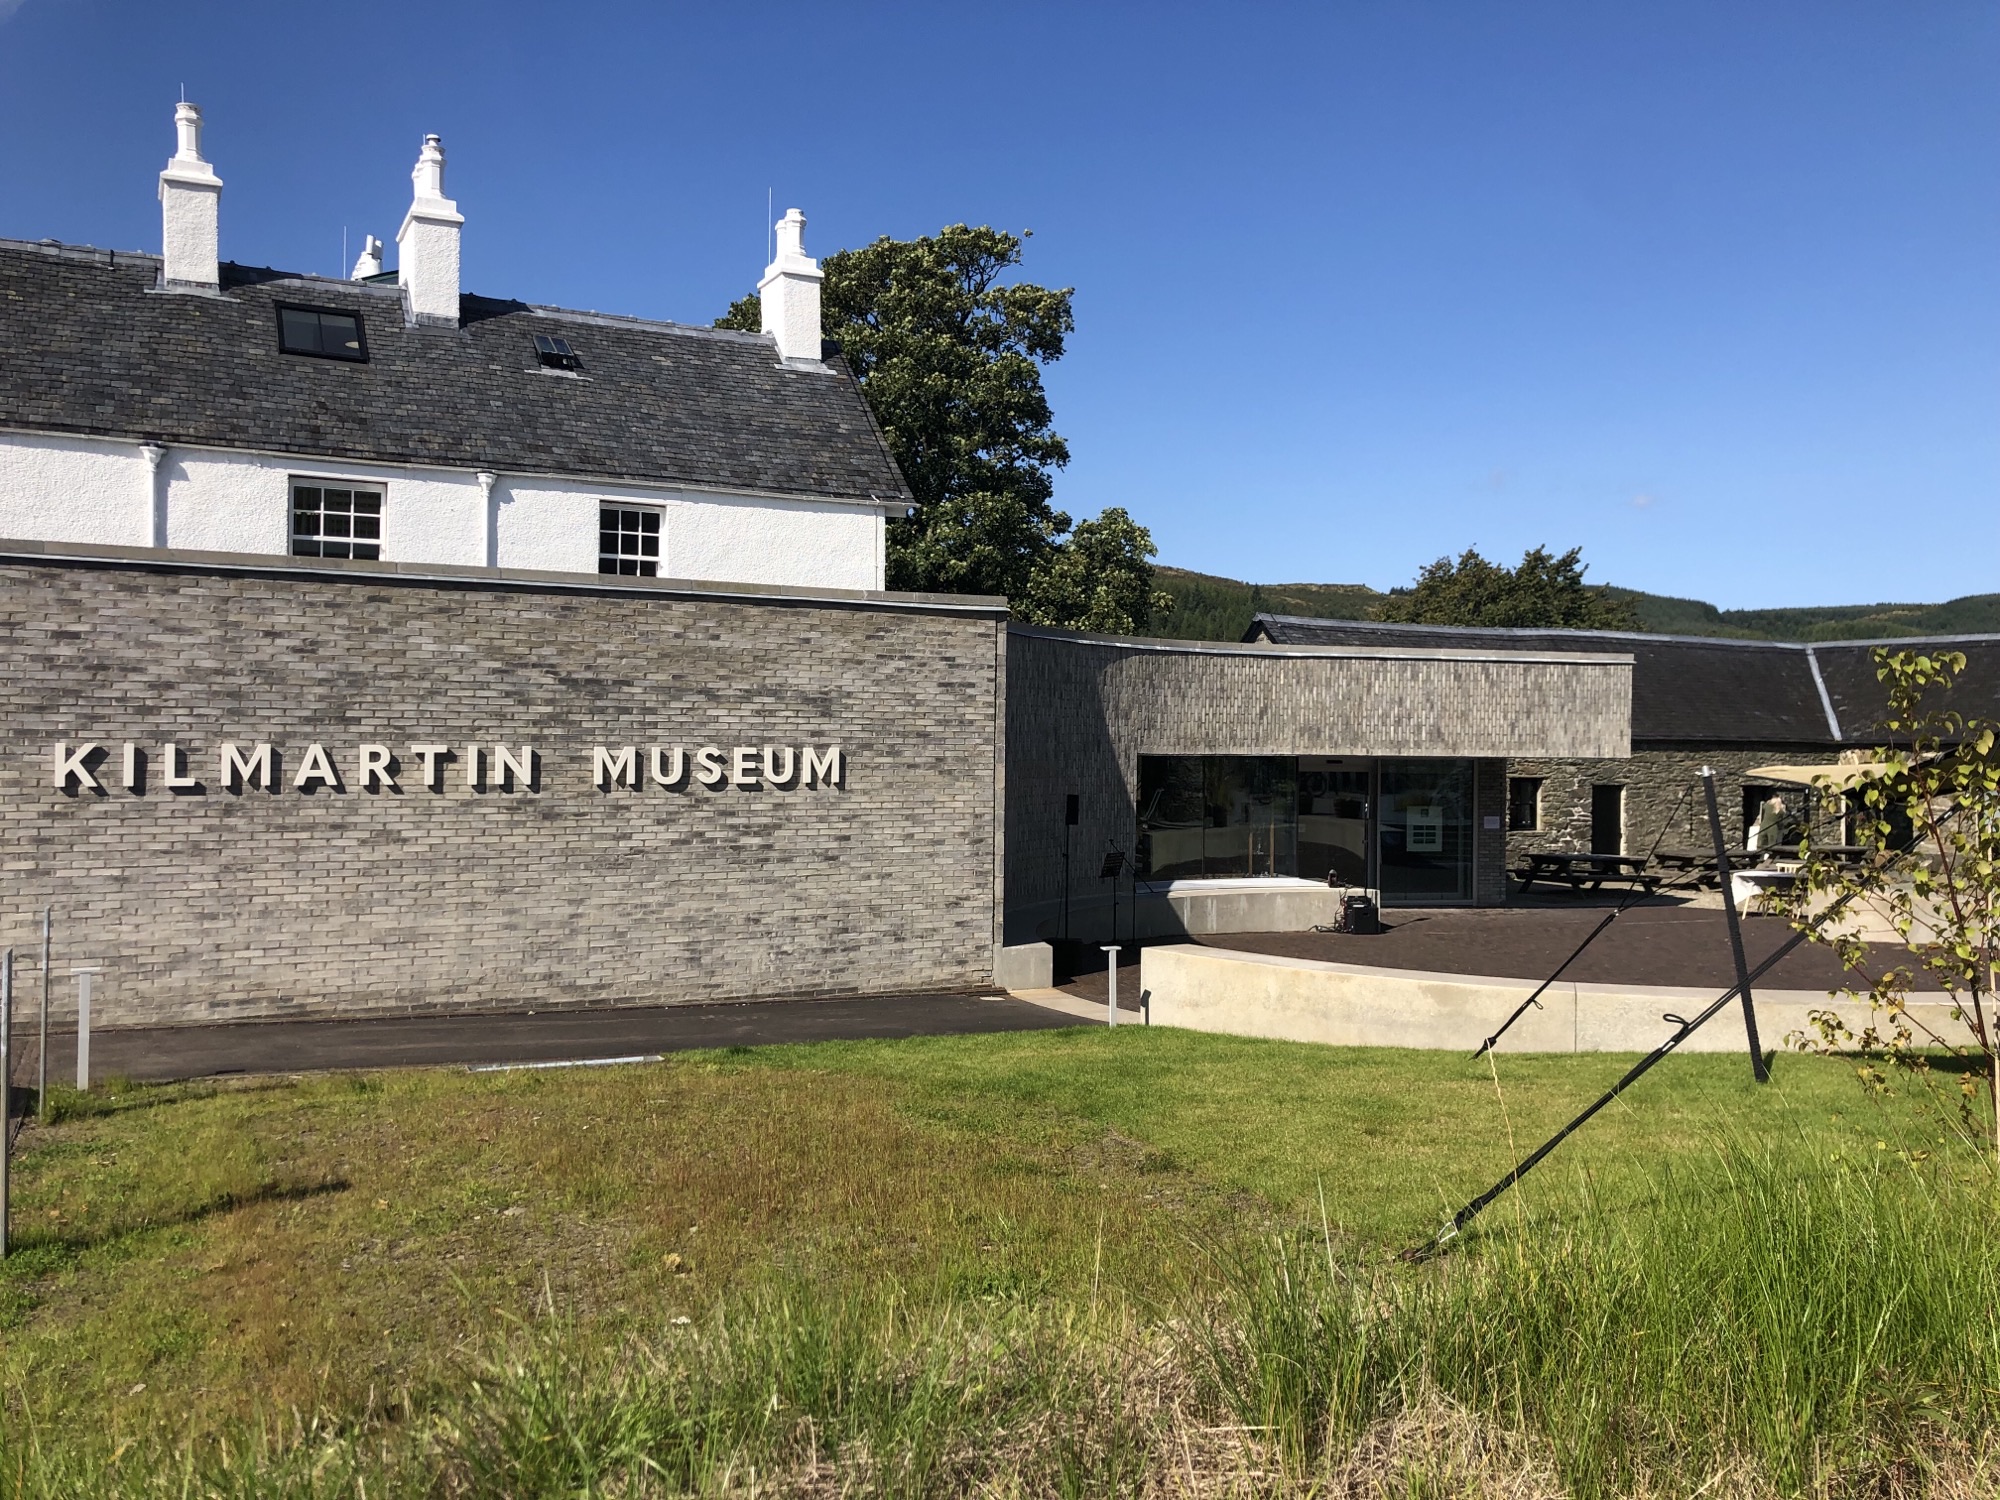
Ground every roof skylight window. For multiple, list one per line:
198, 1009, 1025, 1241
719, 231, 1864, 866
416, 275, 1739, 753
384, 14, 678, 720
534, 334, 581, 371
277, 305, 367, 361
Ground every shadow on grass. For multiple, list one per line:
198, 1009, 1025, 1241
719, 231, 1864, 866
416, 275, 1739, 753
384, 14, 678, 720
2, 1177, 351, 1264
14, 1075, 306, 1125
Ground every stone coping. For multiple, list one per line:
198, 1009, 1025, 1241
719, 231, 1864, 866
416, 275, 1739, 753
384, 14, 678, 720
1138, 942, 1975, 1053
0, 536, 1010, 617
1156, 942, 1846, 1007
1009, 621, 1633, 668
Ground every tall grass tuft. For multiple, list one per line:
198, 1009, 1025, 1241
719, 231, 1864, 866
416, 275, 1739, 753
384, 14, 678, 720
1205, 1138, 2000, 1496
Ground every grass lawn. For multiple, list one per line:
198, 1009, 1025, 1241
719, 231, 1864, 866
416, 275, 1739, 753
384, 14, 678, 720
0, 1024, 1985, 1496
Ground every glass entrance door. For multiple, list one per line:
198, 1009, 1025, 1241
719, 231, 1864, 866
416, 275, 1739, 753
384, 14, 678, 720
1378, 759, 1475, 903
1297, 757, 1372, 886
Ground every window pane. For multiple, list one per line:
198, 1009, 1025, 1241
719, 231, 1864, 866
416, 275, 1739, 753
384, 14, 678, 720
352, 493, 381, 516
322, 313, 362, 355
640, 512, 660, 534
291, 538, 322, 557
1298, 758, 1371, 884
1137, 757, 1208, 880
640, 534, 659, 557
1203, 757, 1296, 878
352, 514, 380, 540
1379, 760, 1474, 903
636, 559, 658, 577
353, 543, 381, 561
323, 490, 353, 513
280, 308, 321, 353
323, 513, 351, 538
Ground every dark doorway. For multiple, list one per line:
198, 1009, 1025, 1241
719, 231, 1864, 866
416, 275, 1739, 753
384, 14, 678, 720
1590, 784, 1624, 855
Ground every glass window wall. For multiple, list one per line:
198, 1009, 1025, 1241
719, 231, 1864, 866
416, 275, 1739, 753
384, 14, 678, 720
1137, 755, 1297, 879
1135, 754, 1479, 902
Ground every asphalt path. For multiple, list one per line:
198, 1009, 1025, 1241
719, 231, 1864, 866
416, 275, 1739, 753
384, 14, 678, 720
12, 992, 1075, 1084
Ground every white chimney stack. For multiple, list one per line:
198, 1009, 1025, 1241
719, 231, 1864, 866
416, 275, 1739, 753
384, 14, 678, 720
157, 101, 222, 292
351, 234, 384, 280
758, 208, 823, 363
396, 134, 463, 326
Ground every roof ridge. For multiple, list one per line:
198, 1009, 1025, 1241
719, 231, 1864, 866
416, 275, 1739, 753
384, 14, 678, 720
1253, 610, 2000, 652
0, 237, 158, 266
1253, 612, 1810, 649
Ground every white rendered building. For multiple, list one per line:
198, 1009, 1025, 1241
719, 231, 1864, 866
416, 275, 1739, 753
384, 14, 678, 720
0, 105, 906, 591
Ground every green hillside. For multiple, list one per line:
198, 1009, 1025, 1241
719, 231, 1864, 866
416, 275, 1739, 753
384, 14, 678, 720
1607, 588, 2000, 642
1146, 566, 2000, 644
1143, 568, 1385, 641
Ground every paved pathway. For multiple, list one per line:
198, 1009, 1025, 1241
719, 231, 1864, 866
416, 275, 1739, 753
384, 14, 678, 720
14, 991, 1080, 1084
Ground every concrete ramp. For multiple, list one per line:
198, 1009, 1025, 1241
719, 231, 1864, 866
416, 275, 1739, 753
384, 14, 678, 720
1139, 943, 1976, 1054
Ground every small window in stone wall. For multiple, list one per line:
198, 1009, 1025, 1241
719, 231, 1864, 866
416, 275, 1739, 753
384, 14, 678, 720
291, 482, 382, 560
599, 506, 662, 577
1507, 776, 1542, 831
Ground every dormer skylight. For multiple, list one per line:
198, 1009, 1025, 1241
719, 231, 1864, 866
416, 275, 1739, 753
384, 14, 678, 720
277, 305, 367, 361
534, 334, 581, 371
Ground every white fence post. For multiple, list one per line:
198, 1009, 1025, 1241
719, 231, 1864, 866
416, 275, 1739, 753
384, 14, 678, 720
73, 968, 100, 1091
1102, 945, 1121, 1026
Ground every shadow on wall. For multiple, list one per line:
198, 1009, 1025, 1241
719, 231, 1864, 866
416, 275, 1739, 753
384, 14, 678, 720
1003, 635, 1126, 945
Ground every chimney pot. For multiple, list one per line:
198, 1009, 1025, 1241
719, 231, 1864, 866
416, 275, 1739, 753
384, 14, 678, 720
397, 132, 463, 326
157, 100, 222, 291
351, 234, 384, 280
758, 207, 823, 363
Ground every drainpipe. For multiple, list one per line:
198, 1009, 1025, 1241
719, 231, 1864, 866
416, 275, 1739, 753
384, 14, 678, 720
139, 444, 167, 548
477, 470, 499, 567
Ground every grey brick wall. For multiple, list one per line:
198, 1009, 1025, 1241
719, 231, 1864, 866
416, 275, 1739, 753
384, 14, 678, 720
1005, 630, 1631, 936
0, 553, 1004, 1026
1504, 746, 1848, 867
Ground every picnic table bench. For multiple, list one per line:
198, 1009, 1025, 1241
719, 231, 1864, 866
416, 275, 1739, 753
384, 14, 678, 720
1515, 851, 1661, 895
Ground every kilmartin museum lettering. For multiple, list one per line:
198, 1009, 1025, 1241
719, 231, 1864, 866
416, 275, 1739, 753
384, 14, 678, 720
51, 742, 846, 795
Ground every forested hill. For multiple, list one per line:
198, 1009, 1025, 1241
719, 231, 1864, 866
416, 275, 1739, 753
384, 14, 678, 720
1146, 566, 2000, 644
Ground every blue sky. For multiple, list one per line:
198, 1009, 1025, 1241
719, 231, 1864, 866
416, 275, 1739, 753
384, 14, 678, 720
2, 1, 1994, 608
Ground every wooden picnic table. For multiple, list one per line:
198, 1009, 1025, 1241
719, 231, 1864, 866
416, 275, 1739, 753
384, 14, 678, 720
1516, 851, 1660, 894
1764, 843, 1871, 865
1652, 847, 1722, 873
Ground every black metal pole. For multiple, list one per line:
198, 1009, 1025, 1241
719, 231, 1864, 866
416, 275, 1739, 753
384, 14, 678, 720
1702, 766, 1768, 1083
2, 948, 12, 1260
1417, 898, 1850, 1259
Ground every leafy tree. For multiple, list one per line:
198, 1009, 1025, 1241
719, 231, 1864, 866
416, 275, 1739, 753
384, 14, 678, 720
1789, 649, 2000, 1158
717, 225, 1168, 632
1020, 507, 1162, 635
1377, 546, 1640, 630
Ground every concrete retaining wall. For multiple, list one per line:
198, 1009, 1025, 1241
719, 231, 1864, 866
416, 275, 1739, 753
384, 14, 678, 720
1140, 943, 1976, 1053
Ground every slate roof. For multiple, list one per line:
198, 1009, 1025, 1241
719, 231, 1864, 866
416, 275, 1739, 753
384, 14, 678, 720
1247, 615, 2000, 747
0, 239, 911, 506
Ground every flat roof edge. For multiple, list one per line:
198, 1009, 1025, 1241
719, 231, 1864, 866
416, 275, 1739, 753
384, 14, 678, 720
0, 538, 1011, 616
1009, 622, 1633, 667
1248, 611, 2000, 652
